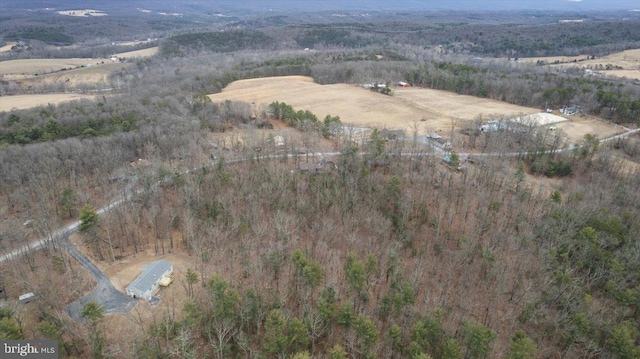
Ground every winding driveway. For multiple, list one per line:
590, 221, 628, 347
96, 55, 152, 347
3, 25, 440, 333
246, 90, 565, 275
1, 126, 638, 318
63, 237, 136, 318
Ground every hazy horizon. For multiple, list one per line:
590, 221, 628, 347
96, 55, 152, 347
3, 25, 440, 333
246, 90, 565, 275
3, 0, 640, 13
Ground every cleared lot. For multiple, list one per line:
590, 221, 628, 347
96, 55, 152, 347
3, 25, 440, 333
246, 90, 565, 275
1, 58, 113, 79
0, 93, 97, 112
209, 76, 541, 134
0, 42, 17, 52
209, 76, 623, 142
1, 47, 157, 93
519, 48, 640, 81
553, 116, 625, 143
16, 63, 129, 87
1, 47, 156, 81
116, 46, 158, 58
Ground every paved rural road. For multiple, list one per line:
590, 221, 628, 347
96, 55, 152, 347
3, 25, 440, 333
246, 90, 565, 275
2, 127, 638, 262
1, 126, 638, 317
0, 177, 139, 318
0, 176, 138, 263
2, 126, 638, 264
0, 220, 80, 263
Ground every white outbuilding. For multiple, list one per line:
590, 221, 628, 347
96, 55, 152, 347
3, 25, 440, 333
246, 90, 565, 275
273, 135, 285, 148
19, 292, 36, 304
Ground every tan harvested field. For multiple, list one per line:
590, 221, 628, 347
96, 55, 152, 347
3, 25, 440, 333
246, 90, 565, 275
209, 76, 541, 135
0, 42, 17, 52
1, 49, 155, 88
21, 62, 130, 87
553, 116, 624, 143
393, 87, 540, 121
599, 69, 640, 80
512, 112, 568, 126
1, 50, 156, 78
116, 46, 159, 58
114, 39, 155, 46
519, 48, 640, 80
0, 58, 112, 78
0, 93, 97, 112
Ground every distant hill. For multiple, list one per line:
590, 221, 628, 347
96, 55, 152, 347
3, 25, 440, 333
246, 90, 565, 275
4, 0, 640, 13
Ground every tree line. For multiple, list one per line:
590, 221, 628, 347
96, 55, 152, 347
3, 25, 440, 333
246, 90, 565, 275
404, 61, 640, 124
269, 101, 342, 138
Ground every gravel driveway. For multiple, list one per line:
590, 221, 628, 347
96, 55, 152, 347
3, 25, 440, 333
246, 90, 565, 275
63, 238, 136, 319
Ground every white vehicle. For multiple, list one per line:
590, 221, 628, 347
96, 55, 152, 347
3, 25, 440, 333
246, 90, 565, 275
19, 292, 36, 304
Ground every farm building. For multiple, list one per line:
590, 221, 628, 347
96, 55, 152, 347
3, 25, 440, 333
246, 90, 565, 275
561, 106, 580, 115
126, 260, 173, 301
479, 120, 508, 132
427, 133, 452, 150
360, 82, 386, 89
479, 120, 529, 133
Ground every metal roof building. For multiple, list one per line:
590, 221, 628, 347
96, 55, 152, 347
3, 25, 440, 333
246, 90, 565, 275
125, 260, 173, 300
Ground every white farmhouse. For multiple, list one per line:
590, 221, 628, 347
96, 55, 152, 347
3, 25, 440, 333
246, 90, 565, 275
126, 260, 173, 300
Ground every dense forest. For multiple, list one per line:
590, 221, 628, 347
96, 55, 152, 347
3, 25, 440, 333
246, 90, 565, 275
0, 6, 639, 359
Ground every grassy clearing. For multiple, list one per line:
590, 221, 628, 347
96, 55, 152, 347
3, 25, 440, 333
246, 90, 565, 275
1, 58, 113, 78
1, 47, 155, 79
0, 94, 97, 111
209, 76, 542, 135
115, 46, 158, 58
210, 76, 623, 142
519, 48, 640, 80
